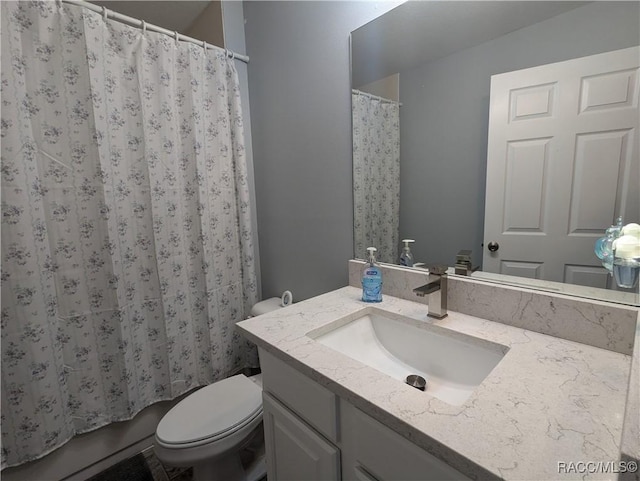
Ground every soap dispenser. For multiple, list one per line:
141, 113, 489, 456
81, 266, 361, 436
362, 247, 383, 303
399, 239, 415, 267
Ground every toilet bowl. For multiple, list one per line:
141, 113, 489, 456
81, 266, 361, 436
154, 374, 266, 481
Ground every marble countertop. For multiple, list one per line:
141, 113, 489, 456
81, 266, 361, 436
238, 287, 633, 481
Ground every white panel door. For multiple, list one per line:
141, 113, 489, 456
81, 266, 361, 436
483, 46, 640, 286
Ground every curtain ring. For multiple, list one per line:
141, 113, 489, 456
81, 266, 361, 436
174, 30, 179, 46
102, 6, 108, 20
230, 50, 235, 60
202, 41, 207, 51
141, 20, 146, 35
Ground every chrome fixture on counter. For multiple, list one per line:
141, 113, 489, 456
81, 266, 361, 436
413, 273, 448, 319
454, 249, 474, 276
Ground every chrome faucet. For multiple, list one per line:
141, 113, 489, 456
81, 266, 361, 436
413, 273, 448, 319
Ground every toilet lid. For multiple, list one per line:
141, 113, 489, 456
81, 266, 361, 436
156, 374, 262, 445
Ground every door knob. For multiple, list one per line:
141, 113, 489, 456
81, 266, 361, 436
488, 242, 499, 252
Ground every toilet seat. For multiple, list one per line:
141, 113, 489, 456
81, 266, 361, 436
156, 374, 263, 449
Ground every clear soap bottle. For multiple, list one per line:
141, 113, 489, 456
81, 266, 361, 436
362, 247, 383, 302
399, 239, 415, 267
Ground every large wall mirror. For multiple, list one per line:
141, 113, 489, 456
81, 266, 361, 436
351, 1, 640, 305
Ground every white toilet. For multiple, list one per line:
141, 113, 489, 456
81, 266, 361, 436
154, 295, 292, 481
154, 374, 266, 481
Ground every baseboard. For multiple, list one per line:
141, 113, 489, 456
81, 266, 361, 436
63, 435, 156, 481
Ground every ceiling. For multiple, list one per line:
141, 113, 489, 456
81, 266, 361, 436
351, 1, 589, 87
89, 0, 211, 33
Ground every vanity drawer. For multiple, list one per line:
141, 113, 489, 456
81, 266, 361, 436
340, 400, 469, 481
259, 348, 338, 442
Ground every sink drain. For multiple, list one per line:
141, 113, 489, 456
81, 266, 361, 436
405, 374, 427, 391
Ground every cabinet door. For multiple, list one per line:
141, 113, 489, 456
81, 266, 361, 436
263, 392, 340, 481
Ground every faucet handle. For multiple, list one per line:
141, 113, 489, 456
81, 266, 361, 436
429, 264, 448, 275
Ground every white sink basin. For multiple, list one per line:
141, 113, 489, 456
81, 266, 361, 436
308, 308, 508, 406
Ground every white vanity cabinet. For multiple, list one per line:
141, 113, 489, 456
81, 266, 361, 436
261, 348, 341, 480
259, 349, 470, 481
262, 392, 341, 480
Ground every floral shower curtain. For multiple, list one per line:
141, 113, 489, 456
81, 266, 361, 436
1, 1, 258, 468
352, 90, 400, 264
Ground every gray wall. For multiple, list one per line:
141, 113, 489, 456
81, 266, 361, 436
400, 2, 640, 269
244, 1, 401, 301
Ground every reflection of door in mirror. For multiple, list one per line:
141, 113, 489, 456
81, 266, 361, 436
484, 46, 639, 290
352, 89, 400, 263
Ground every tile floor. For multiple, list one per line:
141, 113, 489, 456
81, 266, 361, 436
87, 448, 192, 481
141, 447, 193, 481
91, 441, 266, 481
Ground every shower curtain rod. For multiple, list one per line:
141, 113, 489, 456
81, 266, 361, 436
61, 0, 250, 64
352, 89, 403, 106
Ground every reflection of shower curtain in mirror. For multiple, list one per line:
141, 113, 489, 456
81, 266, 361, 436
352, 92, 400, 264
